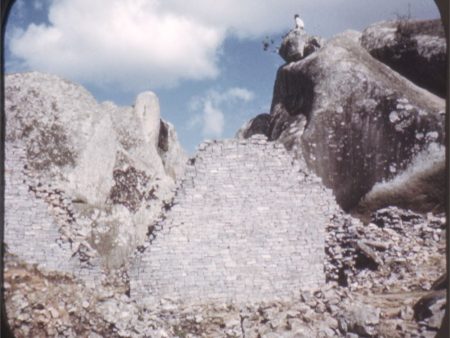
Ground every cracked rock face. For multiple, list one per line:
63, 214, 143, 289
4, 72, 186, 279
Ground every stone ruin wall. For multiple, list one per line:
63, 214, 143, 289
4, 142, 103, 283
131, 136, 339, 304
5, 134, 339, 303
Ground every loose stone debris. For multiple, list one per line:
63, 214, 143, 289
5, 206, 445, 337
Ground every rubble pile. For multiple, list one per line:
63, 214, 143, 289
326, 207, 446, 292
326, 206, 446, 337
5, 205, 446, 337
2, 255, 374, 337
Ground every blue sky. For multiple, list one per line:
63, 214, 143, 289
5, 0, 440, 153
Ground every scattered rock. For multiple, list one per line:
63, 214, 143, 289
413, 289, 446, 323
343, 301, 380, 336
355, 240, 383, 268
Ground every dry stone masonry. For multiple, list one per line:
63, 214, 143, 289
131, 135, 340, 304
4, 142, 104, 282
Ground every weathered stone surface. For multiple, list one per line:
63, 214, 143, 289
251, 30, 445, 211
414, 289, 447, 328
158, 119, 170, 151
279, 28, 324, 63
131, 135, 339, 304
326, 206, 446, 293
355, 143, 445, 216
235, 113, 271, 139
4, 72, 186, 280
355, 240, 383, 268
158, 119, 187, 180
4, 142, 104, 280
361, 19, 447, 97
326, 207, 445, 337
342, 301, 380, 336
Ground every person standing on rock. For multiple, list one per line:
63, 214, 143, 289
294, 14, 304, 30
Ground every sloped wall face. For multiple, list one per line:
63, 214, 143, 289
131, 136, 338, 304
4, 142, 104, 282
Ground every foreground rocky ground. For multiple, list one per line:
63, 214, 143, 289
5, 207, 446, 337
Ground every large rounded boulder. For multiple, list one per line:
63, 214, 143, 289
361, 19, 447, 98
241, 31, 445, 212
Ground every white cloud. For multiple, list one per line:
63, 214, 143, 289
225, 87, 254, 102
189, 86, 255, 138
161, 0, 303, 38
186, 113, 202, 129
9, 0, 440, 91
7, 0, 314, 91
9, 0, 224, 90
202, 101, 224, 137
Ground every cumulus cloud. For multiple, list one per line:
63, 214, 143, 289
225, 87, 255, 102
7, 0, 314, 90
9, 0, 224, 90
189, 87, 255, 138
8, 0, 439, 90
202, 101, 225, 137
161, 0, 302, 38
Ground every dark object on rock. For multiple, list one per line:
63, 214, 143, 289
361, 19, 447, 98
158, 119, 169, 152
431, 273, 447, 290
109, 166, 155, 212
413, 289, 446, 328
241, 114, 271, 139
436, 307, 449, 338
355, 240, 382, 270
354, 152, 446, 217
370, 207, 423, 230
279, 29, 324, 63
266, 31, 444, 210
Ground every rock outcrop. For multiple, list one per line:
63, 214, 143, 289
278, 28, 324, 63
4, 72, 187, 279
355, 143, 445, 217
361, 19, 447, 97
241, 30, 445, 212
235, 113, 271, 139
